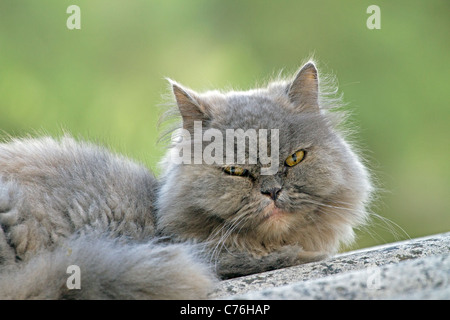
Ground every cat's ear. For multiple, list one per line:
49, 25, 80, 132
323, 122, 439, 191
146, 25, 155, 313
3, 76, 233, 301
169, 80, 210, 132
288, 62, 319, 111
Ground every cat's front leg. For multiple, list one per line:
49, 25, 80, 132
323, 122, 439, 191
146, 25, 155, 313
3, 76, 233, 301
215, 245, 328, 279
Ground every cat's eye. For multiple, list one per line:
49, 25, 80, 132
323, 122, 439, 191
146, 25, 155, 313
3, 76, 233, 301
223, 166, 249, 177
285, 149, 306, 167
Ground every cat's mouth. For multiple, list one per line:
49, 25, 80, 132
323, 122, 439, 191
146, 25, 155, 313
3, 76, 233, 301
261, 202, 289, 220
255, 201, 297, 236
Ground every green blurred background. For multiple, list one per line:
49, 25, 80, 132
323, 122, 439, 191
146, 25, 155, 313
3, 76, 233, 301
0, 0, 449, 250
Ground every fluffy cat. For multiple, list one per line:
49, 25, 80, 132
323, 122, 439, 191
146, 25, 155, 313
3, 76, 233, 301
0, 61, 372, 299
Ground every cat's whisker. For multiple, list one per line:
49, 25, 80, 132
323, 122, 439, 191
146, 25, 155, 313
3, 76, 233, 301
299, 198, 410, 242
211, 221, 243, 270
317, 199, 409, 240
365, 212, 410, 241
300, 198, 364, 217
207, 210, 251, 268
206, 207, 249, 246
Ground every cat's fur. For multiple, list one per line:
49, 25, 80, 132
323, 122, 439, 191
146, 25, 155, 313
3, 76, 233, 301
0, 137, 214, 299
0, 61, 372, 299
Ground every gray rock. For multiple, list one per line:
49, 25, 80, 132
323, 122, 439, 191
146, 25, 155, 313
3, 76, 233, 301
211, 232, 450, 299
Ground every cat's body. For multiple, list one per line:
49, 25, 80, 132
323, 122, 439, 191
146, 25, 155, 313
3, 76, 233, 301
0, 61, 372, 299
0, 137, 214, 299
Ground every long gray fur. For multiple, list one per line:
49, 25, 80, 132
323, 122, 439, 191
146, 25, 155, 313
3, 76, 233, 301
0, 61, 373, 299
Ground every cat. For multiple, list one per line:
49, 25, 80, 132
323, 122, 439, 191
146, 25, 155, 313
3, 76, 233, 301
0, 61, 373, 299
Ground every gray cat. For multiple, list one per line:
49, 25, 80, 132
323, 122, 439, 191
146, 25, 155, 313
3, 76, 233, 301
0, 61, 372, 299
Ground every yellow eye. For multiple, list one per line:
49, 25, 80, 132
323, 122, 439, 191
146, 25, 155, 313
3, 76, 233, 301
285, 150, 306, 167
223, 166, 249, 177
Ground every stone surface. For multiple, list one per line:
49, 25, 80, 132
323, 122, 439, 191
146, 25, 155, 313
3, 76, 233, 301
211, 232, 450, 299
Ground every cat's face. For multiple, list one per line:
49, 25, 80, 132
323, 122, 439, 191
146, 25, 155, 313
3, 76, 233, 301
157, 62, 372, 254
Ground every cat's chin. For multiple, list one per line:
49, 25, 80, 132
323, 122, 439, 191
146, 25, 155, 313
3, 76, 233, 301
258, 202, 294, 234
262, 202, 286, 219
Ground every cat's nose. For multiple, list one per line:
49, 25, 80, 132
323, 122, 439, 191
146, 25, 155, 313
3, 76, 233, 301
261, 187, 282, 201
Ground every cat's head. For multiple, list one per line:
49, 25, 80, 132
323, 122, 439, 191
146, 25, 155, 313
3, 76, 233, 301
156, 61, 373, 255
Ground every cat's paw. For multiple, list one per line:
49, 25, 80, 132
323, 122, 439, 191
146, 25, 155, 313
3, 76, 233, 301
0, 180, 11, 213
297, 250, 330, 263
0, 179, 21, 224
272, 245, 329, 266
